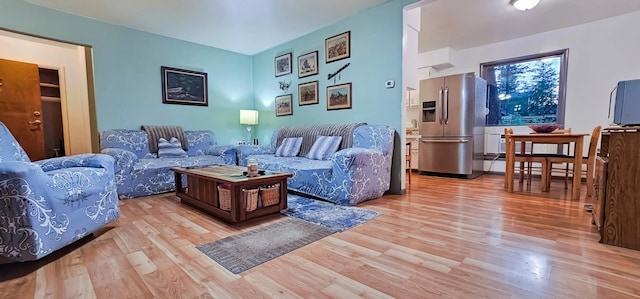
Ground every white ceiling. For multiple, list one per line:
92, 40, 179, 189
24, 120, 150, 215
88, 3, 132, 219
23, 0, 640, 56
418, 0, 640, 52
23, 0, 390, 55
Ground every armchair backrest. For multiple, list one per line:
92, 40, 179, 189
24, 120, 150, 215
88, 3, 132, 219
185, 130, 218, 156
100, 128, 219, 158
100, 129, 150, 159
353, 125, 395, 156
0, 122, 31, 162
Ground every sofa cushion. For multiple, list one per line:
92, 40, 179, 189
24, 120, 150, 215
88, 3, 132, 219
158, 137, 188, 158
275, 137, 303, 157
249, 154, 333, 196
307, 136, 342, 160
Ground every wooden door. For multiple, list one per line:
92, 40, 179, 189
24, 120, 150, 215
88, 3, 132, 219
0, 58, 45, 161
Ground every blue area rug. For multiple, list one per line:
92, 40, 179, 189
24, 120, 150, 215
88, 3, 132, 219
283, 194, 382, 231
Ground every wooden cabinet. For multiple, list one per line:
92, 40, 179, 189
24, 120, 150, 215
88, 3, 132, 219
594, 127, 640, 250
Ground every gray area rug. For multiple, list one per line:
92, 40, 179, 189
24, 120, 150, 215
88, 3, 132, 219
197, 218, 335, 274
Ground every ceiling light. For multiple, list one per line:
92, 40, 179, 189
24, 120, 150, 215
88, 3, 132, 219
510, 0, 540, 11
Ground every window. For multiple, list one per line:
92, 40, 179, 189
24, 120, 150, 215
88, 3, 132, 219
480, 49, 568, 126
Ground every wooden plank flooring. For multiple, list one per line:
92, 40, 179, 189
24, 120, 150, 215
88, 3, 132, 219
2, 174, 640, 298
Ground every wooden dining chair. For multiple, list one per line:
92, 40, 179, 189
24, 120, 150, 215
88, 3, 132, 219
504, 128, 548, 190
530, 127, 571, 186
543, 126, 602, 198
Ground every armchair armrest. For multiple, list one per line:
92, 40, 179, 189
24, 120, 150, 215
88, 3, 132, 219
329, 148, 390, 206
332, 148, 386, 173
34, 154, 116, 173
205, 145, 237, 165
100, 148, 137, 187
0, 160, 47, 178
236, 145, 275, 166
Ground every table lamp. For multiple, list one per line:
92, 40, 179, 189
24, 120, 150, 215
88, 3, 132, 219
240, 109, 259, 144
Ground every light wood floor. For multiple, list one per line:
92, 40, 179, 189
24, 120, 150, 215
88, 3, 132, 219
2, 174, 640, 298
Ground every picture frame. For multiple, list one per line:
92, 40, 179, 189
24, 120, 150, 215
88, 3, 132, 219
298, 81, 319, 106
325, 31, 351, 63
274, 52, 292, 77
275, 94, 293, 116
297, 51, 319, 78
326, 83, 352, 110
161, 66, 208, 106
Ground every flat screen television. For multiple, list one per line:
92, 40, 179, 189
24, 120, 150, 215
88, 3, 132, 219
609, 79, 640, 126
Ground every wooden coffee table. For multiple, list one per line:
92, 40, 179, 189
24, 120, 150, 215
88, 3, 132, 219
171, 164, 292, 224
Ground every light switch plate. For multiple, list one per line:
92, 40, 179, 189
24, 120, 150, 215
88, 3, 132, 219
385, 80, 395, 88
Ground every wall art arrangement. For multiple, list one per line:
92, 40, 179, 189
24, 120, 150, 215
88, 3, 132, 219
273, 30, 353, 114
325, 31, 350, 63
298, 51, 319, 78
298, 81, 319, 106
275, 94, 293, 116
275, 52, 292, 77
161, 66, 208, 106
326, 83, 352, 110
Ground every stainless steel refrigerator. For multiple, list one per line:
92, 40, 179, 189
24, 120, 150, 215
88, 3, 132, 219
418, 72, 487, 178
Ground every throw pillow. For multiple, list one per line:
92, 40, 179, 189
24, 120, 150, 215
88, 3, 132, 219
275, 137, 303, 157
158, 137, 188, 158
306, 136, 342, 160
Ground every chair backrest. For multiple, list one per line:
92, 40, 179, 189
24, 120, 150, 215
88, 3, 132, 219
503, 128, 513, 153
587, 125, 602, 161
0, 121, 31, 162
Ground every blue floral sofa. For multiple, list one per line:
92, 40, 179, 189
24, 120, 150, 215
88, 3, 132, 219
236, 123, 394, 206
100, 129, 236, 198
0, 122, 119, 263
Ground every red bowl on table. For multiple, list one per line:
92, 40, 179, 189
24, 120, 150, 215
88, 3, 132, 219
528, 124, 559, 133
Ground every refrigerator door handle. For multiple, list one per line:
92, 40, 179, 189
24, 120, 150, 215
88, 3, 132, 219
422, 139, 469, 143
444, 87, 449, 124
438, 88, 444, 124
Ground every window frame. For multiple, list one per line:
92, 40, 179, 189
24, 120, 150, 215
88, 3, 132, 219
479, 49, 569, 127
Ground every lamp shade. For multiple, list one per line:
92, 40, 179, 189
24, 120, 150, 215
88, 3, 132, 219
240, 110, 259, 125
510, 0, 540, 10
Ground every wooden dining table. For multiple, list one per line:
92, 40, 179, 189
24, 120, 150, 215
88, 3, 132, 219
505, 133, 589, 200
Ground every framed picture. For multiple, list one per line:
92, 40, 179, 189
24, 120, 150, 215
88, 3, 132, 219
298, 81, 319, 106
297, 51, 319, 78
275, 94, 293, 116
274, 52, 292, 77
325, 31, 351, 63
161, 66, 208, 106
327, 83, 352, 110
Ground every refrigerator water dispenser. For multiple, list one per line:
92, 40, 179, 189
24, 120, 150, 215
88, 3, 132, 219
422, 101, 437, 123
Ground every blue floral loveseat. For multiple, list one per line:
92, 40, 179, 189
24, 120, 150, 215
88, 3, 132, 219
100, 128, 236, 198
0, 122, 119, 263
236, 123, 394, 206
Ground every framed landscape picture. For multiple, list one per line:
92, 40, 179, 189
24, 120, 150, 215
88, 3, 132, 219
161, 66, 208, 106
298, 51, 319, 78
275, 52, 292, 77
275, 94, 293, 116
326, 83, 352, 110
298, 81, 319, 106
325, 31, 351, 63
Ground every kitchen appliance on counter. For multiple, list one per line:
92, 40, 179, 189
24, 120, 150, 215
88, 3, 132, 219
418, 72, 487, 178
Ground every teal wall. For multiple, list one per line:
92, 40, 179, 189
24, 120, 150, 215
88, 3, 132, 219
252, 0, 407, 193
1, 0, 412, 194
0, 0, 253, 145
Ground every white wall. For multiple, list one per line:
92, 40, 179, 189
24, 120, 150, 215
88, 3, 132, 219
418, 10, 640, 171
0, 29, 91, 155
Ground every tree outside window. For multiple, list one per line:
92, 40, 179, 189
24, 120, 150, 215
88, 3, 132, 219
481, 49, 568, 126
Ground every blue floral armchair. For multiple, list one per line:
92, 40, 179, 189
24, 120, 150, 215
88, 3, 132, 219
0, 122, 119, 263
